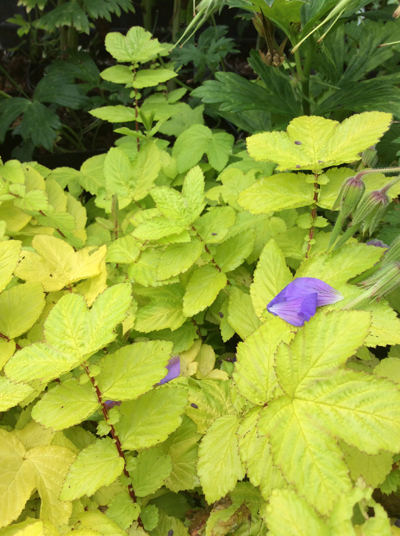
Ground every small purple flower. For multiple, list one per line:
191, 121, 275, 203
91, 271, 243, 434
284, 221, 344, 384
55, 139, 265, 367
159, 356, 180, 385
267, 277, 343, 327
366, 239, 388, 248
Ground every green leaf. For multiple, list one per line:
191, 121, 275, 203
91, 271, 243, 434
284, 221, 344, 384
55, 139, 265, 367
106, 236, 141, 264
173, 125, 212, 173
90, 105, 137, 123
133, 69, 177, 89
206, 168, 257, 210
131, 142, 161, 201
100, 65, 133, 84
227, 287, 261, 340
105, 27, 165, 64
106, 491, 140, 530
182, 166, 206, 221
14, 235, 106, 292
76, 511, 126, 535
214, 230, 255, 272
60, 438, 124, 501
151, 509, 189, 536
238, 409, 286, 501
187, 380, 234, 434
237, 173, 314, 214
0, 282, 45, 339
97, 341, 173, 401
5, 284, 132, 383
104, 147, 133, 200
205, 132, 234, 172
133, 217, 187, 242
0, 240, 22, 293
115, 386, 188, 450
258, 311, 400, 515
135, 287, 186, 332
0, 377, 34, 412
247, 112, 392, 171
157, 240, 204, 281
183, 265, 227, 317
130, 447, 172, 496
233, 317, 294, 406
18, 101, 61, 151
141, 504, 158, 532
32, 378, 100, 430
250, 239, 293, 318
296, 243, 384, 287
194, 207, 236, 244
275, 311, 371, 397
341, 442, 393, 489
37, 2, 90, 33
0, 98, 30, 144
265, 489, 329, 536
198, 415, 245, 504
163, 416, 201, 492
14, 189, 49, 212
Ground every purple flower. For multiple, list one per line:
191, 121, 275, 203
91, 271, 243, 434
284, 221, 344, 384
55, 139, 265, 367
366, 239, 388, 248
267, 277, 343, 327
159, 356, 180, 385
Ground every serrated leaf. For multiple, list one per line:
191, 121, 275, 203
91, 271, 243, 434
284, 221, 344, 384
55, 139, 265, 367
238, 409, 286, 501
115, 386, 188, 450
275, 311, 371, 396
101, 64, 133, 84
151, 509, 189, 536
247, 112, 392, 171
227, 287, 261, 340
131, 142, 161, 201
0, 240, 22, 293
194, 207, 236, 243
133, 69, 177, 89
163, 416, 201, 492
237, 173, 314, 214
14, 235, 106, 292
198, 415, 245, 503
32, 378, 100, 430
341, 442, 393, 489
157, 240, 203, 281
173, 125, 212, 173
206, 168, 257, 210
133, 216, 186, 241
250, 239, 293, 318
0, 282, 45, 339
60, 438, 124, 501
296, 243, 384, 287
233, 317, 294, 406
135, 294, 186, 332
187, 380, 234, 434
151, 186, 192, 225
265, 489, 329, 536
76, 511, 126, 535
106, 491, 140, 530
105, 27, 165, 64
97, 341, 173, 401
141, 504, 158, 531
214, 229, 255, 272
5, 284, 132, 383
90, 105, 137, 123
183, 265, 227, 317
106, 236, 141, 264
0, 377, 34, 411
257, 312, 400, 515
130, 447, 172, 496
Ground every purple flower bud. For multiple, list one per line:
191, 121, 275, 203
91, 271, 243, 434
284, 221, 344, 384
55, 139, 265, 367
267, 277, 343, 327
158, 356, 180, 385
104, 400, 121, 409
352, 189, 390, 235
332, 175, 365, 219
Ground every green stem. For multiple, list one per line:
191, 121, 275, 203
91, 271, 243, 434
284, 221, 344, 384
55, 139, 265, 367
172, 0, 182, 43
0, 64, 30, 99
300, 37, 316, 115
61, 124, 86, 151
0, 90, 12, 99
142, 0, 154, 32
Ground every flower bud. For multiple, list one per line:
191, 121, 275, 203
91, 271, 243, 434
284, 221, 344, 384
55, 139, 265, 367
358, 262, 400, 299
361, 146, 378, 169
382, 234, 400, 266
332, 175, 365, 219
351, 189, 390, 235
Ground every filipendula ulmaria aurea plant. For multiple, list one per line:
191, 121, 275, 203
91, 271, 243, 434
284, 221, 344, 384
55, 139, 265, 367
3, 102, 400, 534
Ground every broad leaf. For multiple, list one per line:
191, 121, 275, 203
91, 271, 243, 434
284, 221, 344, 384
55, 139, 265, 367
194, 207, 236, 244
197, 415, 245, 503
97, 341, 173, 400
157, 240, 204, 281
0, 240, 21, 293
0, 377, 34, 412
227, 287, 261, 340
60, 438, 124, 501
246, 112, 392, 171
183, 265, 227, 317
0, 282, 45, 340
115, 387, 188, 450
130, 447, 172, 496
32, 378, 100, 430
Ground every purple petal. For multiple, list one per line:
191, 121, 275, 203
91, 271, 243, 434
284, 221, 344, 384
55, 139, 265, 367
267, 277, 343, 326
366, 239, 388, 248
159, 356, 180, 385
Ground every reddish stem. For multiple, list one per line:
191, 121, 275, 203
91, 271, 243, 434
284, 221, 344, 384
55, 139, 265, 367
306, 181, 319, 259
